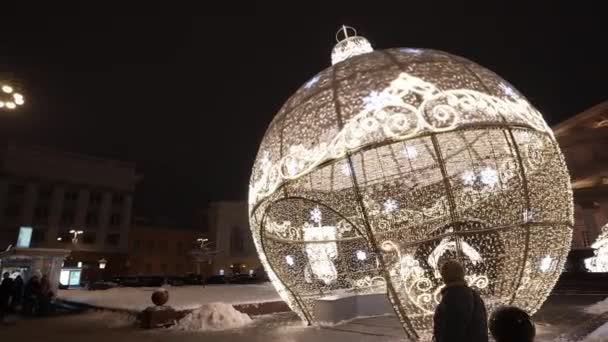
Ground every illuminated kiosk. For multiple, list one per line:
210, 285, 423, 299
0, 228, 70, 294
0, 247, 70, 294
248, 27, 573, 339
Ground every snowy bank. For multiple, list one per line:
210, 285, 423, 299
58, 283, 280, 312
586, 297, 608, 315
583, 321, 608, 342
173, 303, 252, 331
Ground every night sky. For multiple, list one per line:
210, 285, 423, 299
0, 13, 605, 223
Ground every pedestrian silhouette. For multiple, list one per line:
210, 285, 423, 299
433, 259, 488, 342
490, 306, 535, 342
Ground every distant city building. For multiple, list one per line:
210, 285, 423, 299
126, 217, 206, 276
554, 100, 608, 269
0, 143, 138, 284
206, 201, 261, 276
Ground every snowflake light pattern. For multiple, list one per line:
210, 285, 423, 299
310, 207, 322, 225
480, 167, 499, 187
461, 170, 477, 185
383, 199, 398, 213
249, 35, 572, 339
404, 145, 418, 160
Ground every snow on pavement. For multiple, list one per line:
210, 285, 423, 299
586, 297, 608, 315
582, 321, 608, 342
58, 283, 281, 311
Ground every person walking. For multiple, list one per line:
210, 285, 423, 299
433, 259, 488, 342
490, 306, 536, 342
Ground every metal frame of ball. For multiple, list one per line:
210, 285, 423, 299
248, 47, 573, 340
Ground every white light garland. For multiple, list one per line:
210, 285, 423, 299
249, 32, 572, 338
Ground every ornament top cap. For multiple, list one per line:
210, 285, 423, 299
331, 25, 374, 65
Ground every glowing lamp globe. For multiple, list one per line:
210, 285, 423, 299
248, 28, 572, 339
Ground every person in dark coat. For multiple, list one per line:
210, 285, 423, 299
433, 259, 488, 342
0, 272, 14, 317
11, 275, 24, 312
490, 306, 535, 342
23, 275, 41, 315
39, 274, 52, 315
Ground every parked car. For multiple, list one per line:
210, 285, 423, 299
88, 281, 118, 291
183, 273, 205, 285
119, 276, 143, 287
228, 274, 257, 284
139, 276, 165, 287
166, 276, 185, 286
205, 275, 228, 284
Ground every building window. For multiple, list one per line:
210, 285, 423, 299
160, 264, 168, 274
4, 203, 21, 219
230, 226, 245, 255
176, 264, 183, 274
145, 263, 152, 273
110, 213, 121, 226
134, 240, 141, 251
8, 184, 25, 196
146, 240, 155, 252
82, 232, 96, 245
38, 186, 53, 200
89, 191, 102, 206
106, 233, 120, 246
583, 231, 591, 247
86, 212, 98, 226
112, 194, 124, 205
32, 229, 46, 243
64, 190, 78, 202
158, 240, 168, 253
61, 210, 75, 225
176, 241, 184, 256
35, 206, 49, 222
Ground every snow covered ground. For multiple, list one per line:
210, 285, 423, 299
586, 297, 608, 315
583, 322, 608, 342
58, 283, 281, 311
54, 287, 608, 341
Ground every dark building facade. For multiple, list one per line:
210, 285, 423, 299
553, 101, 608, 269
0, 144, 138, 282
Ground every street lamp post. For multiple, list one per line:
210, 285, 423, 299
0, 82, 24, 111
69, 229, 84, 244
98, 258, 108, 282
196, 237, 209, 249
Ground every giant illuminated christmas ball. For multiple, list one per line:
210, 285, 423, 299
248, 28, 572, 339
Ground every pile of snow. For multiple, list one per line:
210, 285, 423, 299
58, 283, 280, 311
585, 298, 608, 315
173, 303, 252, 331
